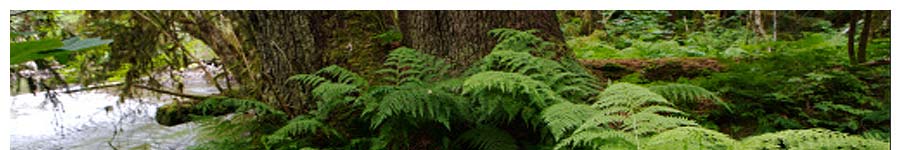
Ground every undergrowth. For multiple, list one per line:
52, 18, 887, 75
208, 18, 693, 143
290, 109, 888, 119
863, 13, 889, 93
186, 29, 888, 150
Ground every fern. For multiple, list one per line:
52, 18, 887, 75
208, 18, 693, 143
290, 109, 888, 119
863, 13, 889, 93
643, 127, 736, 150
263, 116, 341, 149
489, 28, 554, 53
648, 83, 730, 111
362, 48, 463, 130
738, 128, 889, 150
472, 50, 600, 102
545, 83, 697, 149
556, 128, 638, 149
541, 102, 598, 140
463, 71, 561, 124
456, 126, 519, 150
375, 47, 450, 85
592, 83, 697, 136
290, 65, 368, 88
362, 81, 464, 129
289, 65, 367, 116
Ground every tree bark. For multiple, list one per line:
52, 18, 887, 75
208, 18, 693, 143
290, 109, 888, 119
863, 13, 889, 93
580, 10, 595, 36
398, 10, 566, 72
219, 11, 391, 115
847, 11, 858, 65
857, 10, 872, 64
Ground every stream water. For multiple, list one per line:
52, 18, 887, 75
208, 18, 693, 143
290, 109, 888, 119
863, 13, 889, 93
10, 67, 223, 150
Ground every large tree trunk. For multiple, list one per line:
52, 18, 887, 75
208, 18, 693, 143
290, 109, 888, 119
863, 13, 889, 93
398, 10, 566, 72
176, 11, 392, 115
229, 11, 320, 113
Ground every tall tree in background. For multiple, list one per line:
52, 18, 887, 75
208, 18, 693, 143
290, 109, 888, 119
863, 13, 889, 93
580, 10, 595, 36
398, 10, 567, 72
847, 11, 858, 65
857, 10, 873, 63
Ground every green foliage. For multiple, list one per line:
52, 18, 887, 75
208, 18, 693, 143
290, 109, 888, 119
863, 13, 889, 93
189, 27, 890, 150
738, 128, 889, 150
643, 127, 736, 150
464, 71, 559, 125
375, 47, 451, 84
194, 97, 288, 120
372, 29, 402, 45
648, 83, 730, 110
489, 28, 555, 53
11, 37, 113, 64
11, 38, 64, 64
472, 50, 600, 101
544, 83, 697, 149
456, 126, 519, 150
263, 116, 341, 149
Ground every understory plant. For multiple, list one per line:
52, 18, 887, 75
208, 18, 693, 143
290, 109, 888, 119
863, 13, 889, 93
187, 29, 888, 150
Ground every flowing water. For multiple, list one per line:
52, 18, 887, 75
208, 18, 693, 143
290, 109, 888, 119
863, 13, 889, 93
10, 67, 223, 150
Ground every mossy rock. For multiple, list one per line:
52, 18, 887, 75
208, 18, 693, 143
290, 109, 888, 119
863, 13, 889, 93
155, 103, 197, 126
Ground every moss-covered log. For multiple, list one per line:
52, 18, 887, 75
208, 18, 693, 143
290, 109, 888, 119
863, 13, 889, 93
579, 58, 723, 81
156, 97, 287, 126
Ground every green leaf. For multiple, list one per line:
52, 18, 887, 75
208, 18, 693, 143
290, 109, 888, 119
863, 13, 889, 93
10, 37, 113, 65
57, 37, 113, 51
11, 38, 64, 64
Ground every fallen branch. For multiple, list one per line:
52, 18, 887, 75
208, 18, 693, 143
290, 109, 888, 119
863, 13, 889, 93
860, 58, 890, 67
61, 82, 208, 100
132, 84, 208, 100
62, 83, 125, 94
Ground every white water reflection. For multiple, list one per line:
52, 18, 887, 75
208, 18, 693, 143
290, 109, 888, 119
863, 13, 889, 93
10, 66, 226, 150
10, 91, 200, 150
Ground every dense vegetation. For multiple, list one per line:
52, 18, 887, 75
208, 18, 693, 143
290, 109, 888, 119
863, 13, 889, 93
10, 10, 891, 149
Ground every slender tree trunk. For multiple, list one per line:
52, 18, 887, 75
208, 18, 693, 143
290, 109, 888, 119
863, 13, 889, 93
751, 10, 768, 38
847, 11, 858, 65
580, 10, 595, 36
398, 10, 566, 72
857, 10, 872, 64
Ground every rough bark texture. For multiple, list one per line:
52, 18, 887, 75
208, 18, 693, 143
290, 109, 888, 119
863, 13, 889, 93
232, 11, 319, 114
398, 10, 566, 71
210, 11, 391, 115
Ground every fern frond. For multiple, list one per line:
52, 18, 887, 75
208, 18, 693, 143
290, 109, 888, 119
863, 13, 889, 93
489, 28, 554, 53
643, 127, 737, 150
288, 74, 328, 89
541, 101, 598, 140
456, 126, 519, 150
593, 83, 697, 135
364, 82, 464, 130
314, 65, 368, 88
264, 117, 340, 145
555, 128, 638, 150
648, 83, 731, 110
472, 37, 600, 102
378, 47, 451, 85
545, 83, 699, 149
738, 128, 889, 150
464, 71, 561, 124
